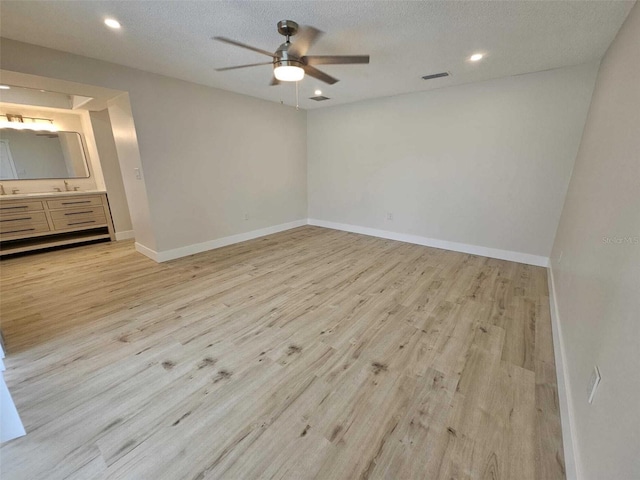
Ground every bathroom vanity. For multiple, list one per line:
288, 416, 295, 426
0, 191, 115, 256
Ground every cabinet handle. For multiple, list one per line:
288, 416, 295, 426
3, 228, 35, 234
0, 217, 31, 222
68, 220, 96, 226
0, 206, 29, 210
64, 211, 93, 216
61, 201, 91, 205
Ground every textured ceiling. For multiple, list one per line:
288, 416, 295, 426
0, 1, 634, 109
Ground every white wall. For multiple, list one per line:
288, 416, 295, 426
550, 2, 640, 479
0, 39, 307, 254
308, 63, 599, 261
90, 109, 133, 236
106, 93, 157, 251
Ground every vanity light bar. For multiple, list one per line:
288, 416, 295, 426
0, 114, 58, 132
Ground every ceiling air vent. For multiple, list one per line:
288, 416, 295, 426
421, 72, 450, 81
309, 96, 330, 101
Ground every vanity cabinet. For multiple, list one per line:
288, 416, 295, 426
0, 192, 115, 256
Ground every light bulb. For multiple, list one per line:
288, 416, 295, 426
104, 18, 121, 29
0, 121, 57, 132
274, 65, 304, 82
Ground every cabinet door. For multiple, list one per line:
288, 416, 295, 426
0, 200, 45, 216
51, 206, 107, 230
47, 196, 103, 210
0, 211, 50, 239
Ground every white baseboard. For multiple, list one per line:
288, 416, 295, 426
135, 219, 548, 267
134, 242, 159, 262
115, 230, 135, 241
135, 219, 307, 263
307, 218, 549, 267
548, 266, 580, 480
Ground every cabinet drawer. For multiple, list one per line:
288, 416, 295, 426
47, 195, 103, 210
0, 212, 50, 239
0, 200, 45, 216
51, 207, 106, 230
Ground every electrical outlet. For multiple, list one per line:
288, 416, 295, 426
386, 212, 393, 221
587, 365, 601, 404
134, 168, 142, 180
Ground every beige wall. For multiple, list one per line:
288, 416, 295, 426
0, 39, 307, 254
550, 3, 640, 479
307, 63, 598, 260
90, 109, 133, 235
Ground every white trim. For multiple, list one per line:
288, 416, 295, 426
308, 219, 549, 267
0, 343, 26, 442
115, 230, 135, 241
548, 266, 580, 480
135, 219, 307, 263
1, 375, 26, 442
134, 242, 159, 262
135, 219, 549, 266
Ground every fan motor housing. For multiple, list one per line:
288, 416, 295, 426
276, 42, 299, 61
274, 59, 303, 69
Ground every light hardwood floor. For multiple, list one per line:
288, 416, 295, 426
0, 226, 565, 479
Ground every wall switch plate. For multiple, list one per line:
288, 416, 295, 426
386, 212, 393, 221
244, 213, 249, 221
134, 168, 142, 180
587, 365, 601, 404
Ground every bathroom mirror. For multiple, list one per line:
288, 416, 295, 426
0, 129, 90, 180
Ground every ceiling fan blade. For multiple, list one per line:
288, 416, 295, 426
270, 76, 281, 86
216, 62, 273, 72
302, 55, 370, 65
213, 36, 275, 58
302, 65, 339, 85
288, 26, 324, 58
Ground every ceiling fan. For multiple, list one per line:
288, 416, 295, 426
214, 20, 369, 85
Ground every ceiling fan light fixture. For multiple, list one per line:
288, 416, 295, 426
274, 60, 305, 82
214, 20, 369, 86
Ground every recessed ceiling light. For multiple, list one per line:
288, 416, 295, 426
0, 85, 10, 90
314, 89, 322, 96
470, 53, 484, 62
104, 18, 121, 29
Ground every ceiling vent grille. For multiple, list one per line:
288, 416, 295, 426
421, 72, 450, 80
309, 96, 330, 101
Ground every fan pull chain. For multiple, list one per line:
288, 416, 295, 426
295, 81, 299, 111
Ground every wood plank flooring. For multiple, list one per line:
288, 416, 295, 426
0, 226, 565, 479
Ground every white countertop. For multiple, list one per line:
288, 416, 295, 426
0, 190, 106, 200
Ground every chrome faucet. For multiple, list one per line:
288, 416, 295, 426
11, 188, 19, 194
0, 184, 5, 195
53, 187, 62, 192
64, 180, 71, 191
